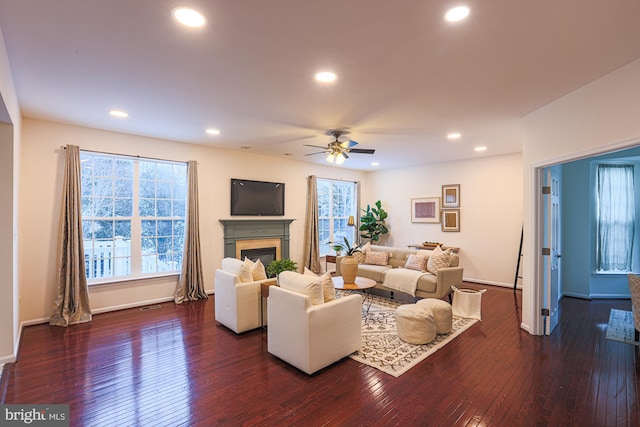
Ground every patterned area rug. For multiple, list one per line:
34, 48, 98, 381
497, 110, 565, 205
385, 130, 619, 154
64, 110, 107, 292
605, 309, 640, 346
347, 293, 478, 377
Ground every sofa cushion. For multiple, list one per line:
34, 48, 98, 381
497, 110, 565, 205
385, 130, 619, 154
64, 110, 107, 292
364, 250, 389, 266
279, 271, 324, 305
427, 247, 451, 273
304, 267, 336, 302
405, 254, 427, 271
221, 257, 244, 275
357, 264, 391, 283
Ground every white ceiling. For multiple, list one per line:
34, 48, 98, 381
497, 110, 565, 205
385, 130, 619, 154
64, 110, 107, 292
1, 0, 640, 170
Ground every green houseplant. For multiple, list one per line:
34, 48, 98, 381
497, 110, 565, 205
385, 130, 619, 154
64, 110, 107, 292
266, 258, 298, 278
360, 200, 389, 242
330, 236, 362, 256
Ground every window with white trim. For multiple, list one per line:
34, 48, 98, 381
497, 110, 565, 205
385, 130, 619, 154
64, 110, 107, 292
80, 152, 187, 281
317, 178, 358, 256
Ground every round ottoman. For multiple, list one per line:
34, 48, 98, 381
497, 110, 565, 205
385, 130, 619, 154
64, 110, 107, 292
395, 304, 436, 344
417, 298, 453, 334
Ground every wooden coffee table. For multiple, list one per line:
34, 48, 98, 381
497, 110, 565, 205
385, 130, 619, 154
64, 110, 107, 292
332, 276, 376, 315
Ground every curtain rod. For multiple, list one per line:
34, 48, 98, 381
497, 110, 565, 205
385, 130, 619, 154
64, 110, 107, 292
60, 146, 190, 164
314, 175, 359, 184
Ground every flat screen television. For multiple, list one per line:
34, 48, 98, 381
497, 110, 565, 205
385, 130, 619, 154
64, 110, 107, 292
230, 179, 285, 216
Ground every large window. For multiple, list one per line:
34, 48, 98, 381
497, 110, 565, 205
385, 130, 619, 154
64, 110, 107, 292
595, 163, 635, 272
80, 152, 187, 281
317, 178, 358, 256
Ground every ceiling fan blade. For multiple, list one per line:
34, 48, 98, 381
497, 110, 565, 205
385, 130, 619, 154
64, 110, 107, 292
349, 148, 376, 154
304, 144, 330, 150
342, 151, 349, 159
304, 151, 326, 156
340, 139, 358, 149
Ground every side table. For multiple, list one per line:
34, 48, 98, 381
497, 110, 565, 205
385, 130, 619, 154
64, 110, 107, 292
261, 278, 277, 327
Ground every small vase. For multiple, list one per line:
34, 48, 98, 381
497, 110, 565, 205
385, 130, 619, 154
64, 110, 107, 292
341, 255, 359, 284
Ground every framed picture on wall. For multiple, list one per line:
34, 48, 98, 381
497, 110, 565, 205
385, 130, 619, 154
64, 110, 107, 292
441, 209, 460, 232
411, 197, 440, 223
442, 184, 460, 208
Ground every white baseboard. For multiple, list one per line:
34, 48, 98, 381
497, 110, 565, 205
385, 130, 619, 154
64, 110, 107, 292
463, 277, 520, 289
562, 292, 592, 300
0, 354, 16, 365
590, 293, 632, 299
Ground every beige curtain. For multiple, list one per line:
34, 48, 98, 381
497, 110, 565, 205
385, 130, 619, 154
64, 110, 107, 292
50, 145, 92, 326
303, 175, 323, 273
175, 161, 208, 303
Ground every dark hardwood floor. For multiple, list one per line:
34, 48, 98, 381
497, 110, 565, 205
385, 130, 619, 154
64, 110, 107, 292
1, 283, 638, 426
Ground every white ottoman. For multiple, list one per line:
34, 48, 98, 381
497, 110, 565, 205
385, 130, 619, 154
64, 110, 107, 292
395, 304, 436, 344
417, 298, 453, 334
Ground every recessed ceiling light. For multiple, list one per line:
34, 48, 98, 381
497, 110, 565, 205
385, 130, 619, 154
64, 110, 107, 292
315, 71, 337, 82
474, 146, 487, 152
109, 110, 128, 118
371, 162, 380, 166
447, 132, 462, 140
206, 128, 220, 135
173, 7, 206, 28
445, 6, 470, 22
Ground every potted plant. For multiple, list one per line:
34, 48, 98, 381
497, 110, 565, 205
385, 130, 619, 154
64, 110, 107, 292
360, 200, 388, 243
330, 237, 361, 284
266, 258, 298, 279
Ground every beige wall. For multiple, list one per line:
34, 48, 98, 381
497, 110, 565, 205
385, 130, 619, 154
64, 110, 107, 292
522, 58, 640, 334
363, 153, 523, 286
0, 25, 21, 364
18, 118, 365, 323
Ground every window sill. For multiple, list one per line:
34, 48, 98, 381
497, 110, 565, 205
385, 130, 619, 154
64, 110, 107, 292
593, 271, 635, 277
88, 272, 180, 287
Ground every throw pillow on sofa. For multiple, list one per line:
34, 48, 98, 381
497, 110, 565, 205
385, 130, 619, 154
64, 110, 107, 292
427, 247, 451, 273
365, 250, 389, 266
405, 254, 427, 271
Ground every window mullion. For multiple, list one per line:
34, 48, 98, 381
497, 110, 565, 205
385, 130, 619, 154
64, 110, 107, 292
131, 160, 142, 275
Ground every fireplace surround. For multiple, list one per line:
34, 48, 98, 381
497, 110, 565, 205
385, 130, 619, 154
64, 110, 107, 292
220, 219, 294, 261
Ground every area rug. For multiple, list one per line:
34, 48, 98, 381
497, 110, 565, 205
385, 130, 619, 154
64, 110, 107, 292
605, 308, 640, 346
347, 293, 478, 377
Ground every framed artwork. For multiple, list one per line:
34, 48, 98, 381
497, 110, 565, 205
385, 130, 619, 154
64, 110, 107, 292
411, 197, 440, 223
441, 209, 460, 232
442, 184, 460, 208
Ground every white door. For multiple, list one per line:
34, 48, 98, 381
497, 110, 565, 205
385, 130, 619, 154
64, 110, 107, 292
543, 167, 561, 335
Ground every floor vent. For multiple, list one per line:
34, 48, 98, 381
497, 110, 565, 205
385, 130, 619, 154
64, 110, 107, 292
140, 304, 162, 311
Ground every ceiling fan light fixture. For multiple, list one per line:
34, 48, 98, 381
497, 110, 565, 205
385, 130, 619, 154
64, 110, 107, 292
336, 153, 346, 165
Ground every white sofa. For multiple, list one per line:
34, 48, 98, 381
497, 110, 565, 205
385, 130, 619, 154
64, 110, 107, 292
214, 257, 271, 333
336, 245, 463, 301
267, 271, 362, 374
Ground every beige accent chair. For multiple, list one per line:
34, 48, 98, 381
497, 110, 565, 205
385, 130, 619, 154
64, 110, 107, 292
628, 273, 640, 341
214, 257, 270, 333
267, 271, 362, 374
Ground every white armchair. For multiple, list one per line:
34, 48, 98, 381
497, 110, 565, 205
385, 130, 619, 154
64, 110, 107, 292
267, 271, 362, 374
214, 257, 270, 333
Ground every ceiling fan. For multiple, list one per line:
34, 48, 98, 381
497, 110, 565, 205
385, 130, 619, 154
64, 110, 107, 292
304, 130, 376, 164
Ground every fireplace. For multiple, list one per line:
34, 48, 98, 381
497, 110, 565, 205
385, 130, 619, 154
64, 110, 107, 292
220, 219, 294, 262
